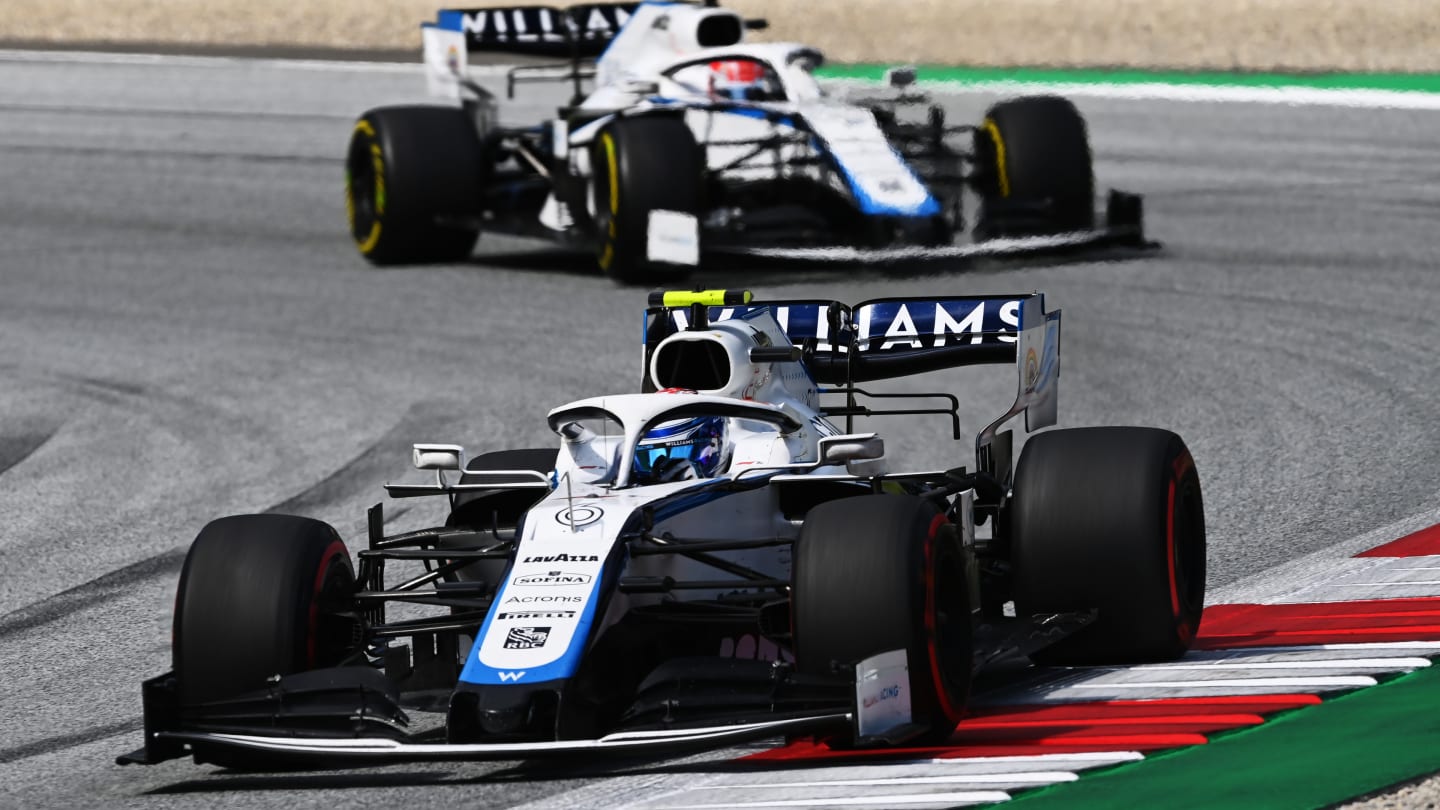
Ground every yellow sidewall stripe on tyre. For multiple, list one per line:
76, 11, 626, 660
358, 221, 382, 254
343, 170, 355, 231
597, 131, 619, 271
345, 121, 379, 246
982, 117, 1010, 198
343, 175, 380, 254
369, 144, 386, 217
352, 119, 384, 255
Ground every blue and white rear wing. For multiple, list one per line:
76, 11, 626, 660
428, 4, 637, 57
423, 3, 638, 99
642, 289, 1059, 426
646, 292, 1048, 369
642, 290, 1061, 429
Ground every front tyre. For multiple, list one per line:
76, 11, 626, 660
173, 514, 358, 706
793, 494, 971, 745
589, 115, 703, 284
975, 95, 1095, 236
1010, 427, 1206, 665
346, 105, 483, 265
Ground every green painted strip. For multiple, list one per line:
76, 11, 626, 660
998, 665, 1440, 809
815, 64, 1440, 94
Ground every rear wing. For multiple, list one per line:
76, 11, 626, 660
641, 289, 1062, 430
428, 4, 637, 57
423, 3, 638, 101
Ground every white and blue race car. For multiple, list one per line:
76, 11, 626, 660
120, 289, 1205, 767
344, 1, 1149, 281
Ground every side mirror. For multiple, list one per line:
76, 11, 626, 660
413, 443, 466, 471
786, 47, 825, 71
749, 346, 802, 363
819, 433, 885, 465
886, 66, 917, 89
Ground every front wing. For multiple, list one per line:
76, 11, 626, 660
116, 647, 936, 766
706, 189, 1151, 264
142, 714, 847, 765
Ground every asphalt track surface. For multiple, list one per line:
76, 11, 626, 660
1, 52, 1439, 808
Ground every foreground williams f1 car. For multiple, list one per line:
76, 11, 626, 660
345, 1, 1150, 281
120, 289, 1205, 768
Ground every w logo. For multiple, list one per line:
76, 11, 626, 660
497, 671, 526, 682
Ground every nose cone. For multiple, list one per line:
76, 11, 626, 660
446, 682, 563, 743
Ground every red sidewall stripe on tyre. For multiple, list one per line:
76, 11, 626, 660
1166, 475, 1181, 618
306, 540, 348, 668
1168, 450, 1197, 643
924, 513, 961, 725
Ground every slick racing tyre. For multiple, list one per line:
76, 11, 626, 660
173, 514, 358, 706
793, 494, 971, 745
1009, 427, 1206, 665
975, 95, 1095, 236
589, 115, 703, 283
346, 105, 484, 265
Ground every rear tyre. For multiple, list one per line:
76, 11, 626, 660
346, 105, 483, 265
173, 514, 357, 706
589, 115, 703, 283
793, 495, 971, 745
1010, 427, 1206, 665
975, 95, 1094, 235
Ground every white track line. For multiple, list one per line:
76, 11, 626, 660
1339, 580, 1440, 587
692, 773, 1078, 789
929, 81, 1440, 111
1197, 641, 1440, 654
1072, 676, 1377, 689
833, 76, 1440, 111
0, 48, 509, 76
654, 793, 1012, 809
917, 751, 1145, 767
1177, 648, 1439, 662
1124, 658, 1430, 671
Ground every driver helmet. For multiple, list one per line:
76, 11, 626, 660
708, 59, 781, 102
633, 416, 728, 483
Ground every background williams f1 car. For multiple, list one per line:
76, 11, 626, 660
119, 289, 1205, 767
344, 2, 1150, 282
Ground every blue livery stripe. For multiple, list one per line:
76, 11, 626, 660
436, 9, 464, 31
459, 566, 606, 685
826, 147, 941, 218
